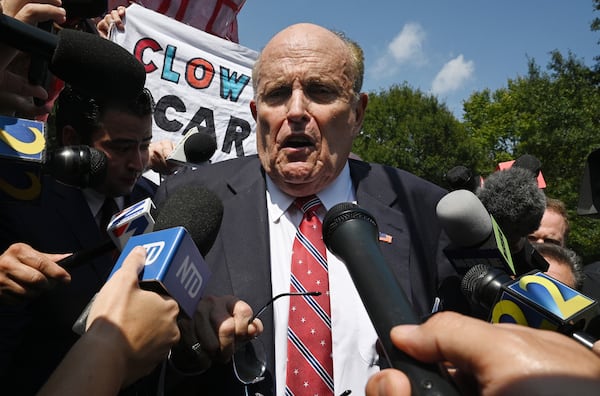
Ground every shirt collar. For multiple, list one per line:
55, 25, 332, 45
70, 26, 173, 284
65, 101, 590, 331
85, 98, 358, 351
265, 162, 354, 223
82, 188, 124, 219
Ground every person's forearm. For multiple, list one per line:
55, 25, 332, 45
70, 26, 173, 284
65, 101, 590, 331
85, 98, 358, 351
37, 321, 129, 396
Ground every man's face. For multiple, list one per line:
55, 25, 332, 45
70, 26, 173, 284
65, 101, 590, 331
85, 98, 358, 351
528, 209, 567, 247
544, 256, 576, 288
251, 24, 367, 197
91, 109, 152, 196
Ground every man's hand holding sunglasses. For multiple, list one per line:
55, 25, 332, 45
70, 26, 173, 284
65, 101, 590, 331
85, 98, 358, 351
168, 295, 263, 374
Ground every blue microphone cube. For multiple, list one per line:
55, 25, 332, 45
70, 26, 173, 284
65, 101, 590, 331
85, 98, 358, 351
110, 226, 211, 317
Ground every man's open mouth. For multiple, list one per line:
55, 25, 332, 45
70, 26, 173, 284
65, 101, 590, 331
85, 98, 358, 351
283, 136, 314, 148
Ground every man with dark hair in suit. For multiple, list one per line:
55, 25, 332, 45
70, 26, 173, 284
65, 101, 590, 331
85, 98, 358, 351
155, 23, 460, 396
0, 83, 157, 395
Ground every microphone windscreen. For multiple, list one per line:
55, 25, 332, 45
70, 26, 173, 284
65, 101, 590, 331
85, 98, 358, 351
51, 29, 146, 99
87, 147, 108, 187
477, 167, 546, 241
155, 185, 224, 256
436, 189, 492, 247
184, 132, 217, 164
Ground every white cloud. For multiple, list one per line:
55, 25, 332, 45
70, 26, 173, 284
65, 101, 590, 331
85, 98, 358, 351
370, 22, 427, 80
388, 22, 426, 64
431, 55, 474, 95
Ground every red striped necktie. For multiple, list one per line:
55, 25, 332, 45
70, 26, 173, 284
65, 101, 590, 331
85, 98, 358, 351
286, 195, 334, 396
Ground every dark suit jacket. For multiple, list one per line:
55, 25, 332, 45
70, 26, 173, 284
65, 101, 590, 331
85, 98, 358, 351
154, 155, 459, 396
582, 261, 600, 301
0, 175, 156, 395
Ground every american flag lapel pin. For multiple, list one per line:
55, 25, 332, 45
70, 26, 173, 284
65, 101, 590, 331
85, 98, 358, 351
378, 232, 393, 244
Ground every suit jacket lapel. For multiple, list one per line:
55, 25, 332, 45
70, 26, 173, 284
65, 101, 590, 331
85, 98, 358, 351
220, 160, 273, 312
49, 178, 101, 249
216, 160, 277, 380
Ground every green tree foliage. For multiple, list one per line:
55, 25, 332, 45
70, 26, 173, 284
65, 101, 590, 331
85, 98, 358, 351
592, 0, 600, 68
462, 52, 600, 262
354, 84, 479, 187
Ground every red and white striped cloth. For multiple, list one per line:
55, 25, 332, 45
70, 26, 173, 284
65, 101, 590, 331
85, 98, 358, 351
108, 0, 246, 42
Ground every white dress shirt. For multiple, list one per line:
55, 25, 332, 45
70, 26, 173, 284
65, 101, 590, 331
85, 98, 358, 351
266, 163, 380, 396
82, 188, 124, 227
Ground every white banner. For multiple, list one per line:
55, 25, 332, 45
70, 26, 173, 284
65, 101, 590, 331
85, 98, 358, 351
110, 3, 258, 164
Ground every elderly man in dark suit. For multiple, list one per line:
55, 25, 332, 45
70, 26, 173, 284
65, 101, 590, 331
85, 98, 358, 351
156, 23, 459, 396
0, 85, 157, 395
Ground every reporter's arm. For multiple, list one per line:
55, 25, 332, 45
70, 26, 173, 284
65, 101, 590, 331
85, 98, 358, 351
366, 311, 600, 396
148, 139, 179, 175
37, 246, 181, 395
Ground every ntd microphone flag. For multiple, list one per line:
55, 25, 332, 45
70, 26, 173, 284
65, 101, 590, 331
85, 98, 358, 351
110, 226, 211, 317
107, 198, 156, 250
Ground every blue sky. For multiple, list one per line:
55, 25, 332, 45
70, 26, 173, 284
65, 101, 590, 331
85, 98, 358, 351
237, 1, 598, 119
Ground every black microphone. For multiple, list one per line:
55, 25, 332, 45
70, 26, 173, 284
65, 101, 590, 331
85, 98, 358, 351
0, 13, 145, 99
461, 264, 600, 343
0, 142, 107, 203
183, 132, 217, 164
323, 202, 459, 396
46, 145, 107, 188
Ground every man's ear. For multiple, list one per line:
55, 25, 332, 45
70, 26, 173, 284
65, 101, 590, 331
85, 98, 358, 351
350, 93, 368, 138
250, 99, 257, 121
61, 125, 80, 146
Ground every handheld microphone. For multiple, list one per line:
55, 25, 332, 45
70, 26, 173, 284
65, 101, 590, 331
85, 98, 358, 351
461, 264, 600, 341
59, 197, 157, 269
46, 145, 107, 188
0, 13, 145, 99
112, 185, 223, 317
72, 185, 224, 333
107, 197, 156, 250
437, 189, 517, 275
61, 184, 223, 270
437, 189, 549, 276
167, 127, 218, 166
0, 116, 107, 201
184, 132, 217, 164
109, 226, 211, 317
322, 202, 459, 396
